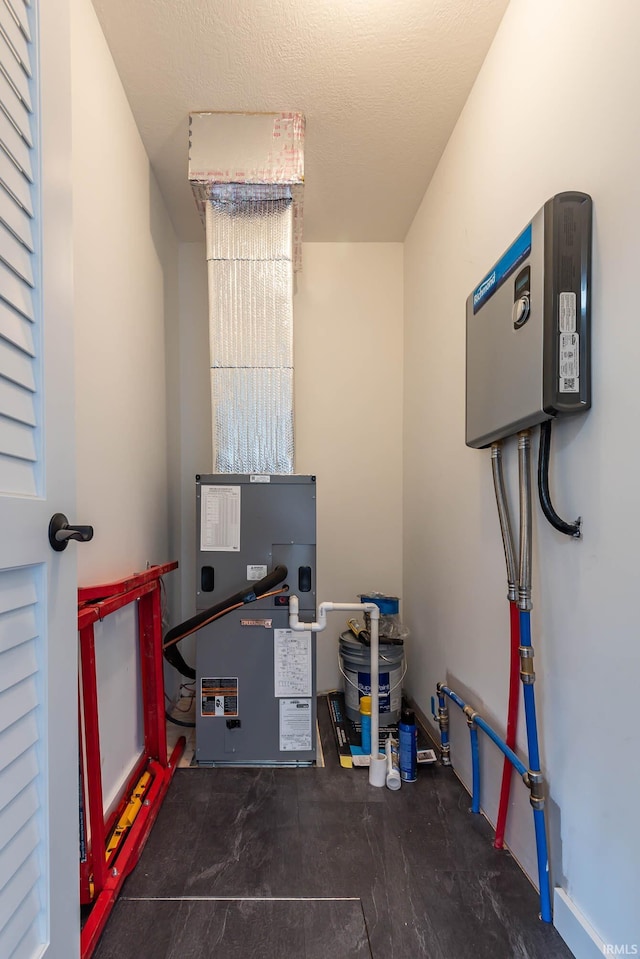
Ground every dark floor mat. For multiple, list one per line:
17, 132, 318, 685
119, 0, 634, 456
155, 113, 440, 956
92, 897, 372, 959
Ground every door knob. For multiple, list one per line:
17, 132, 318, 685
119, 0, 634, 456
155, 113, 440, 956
48, 513, 94, 552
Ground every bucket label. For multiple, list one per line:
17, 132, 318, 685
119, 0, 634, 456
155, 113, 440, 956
340, 638, 404, 717
344, 670, 401, 714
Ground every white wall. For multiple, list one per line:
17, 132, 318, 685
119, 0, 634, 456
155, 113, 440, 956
71, 0, 179, 808
295, 243, 404, 690
167, 242, 212, 638
403, 0, 640, 953
168, 241, 404, 692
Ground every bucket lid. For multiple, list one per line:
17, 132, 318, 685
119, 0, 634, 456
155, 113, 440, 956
339, 630, 402, 653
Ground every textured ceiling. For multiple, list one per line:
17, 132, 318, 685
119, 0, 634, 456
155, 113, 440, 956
91, 0, 509, 242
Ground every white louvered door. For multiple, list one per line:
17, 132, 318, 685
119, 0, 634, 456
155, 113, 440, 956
0, 1, 78, 958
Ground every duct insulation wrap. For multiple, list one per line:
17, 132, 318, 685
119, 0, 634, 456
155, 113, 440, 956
206, 186, 294, 474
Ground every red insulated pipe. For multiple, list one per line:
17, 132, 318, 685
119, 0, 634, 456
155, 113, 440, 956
494, 599, 520, 849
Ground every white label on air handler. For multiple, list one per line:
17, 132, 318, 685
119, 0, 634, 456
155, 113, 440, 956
279, 698, 312, 751
559, 291, 577, 332
274, 629, 312, 697
559, 331, 580, 392
200, 485, 241, 551
247, 564, 267, 581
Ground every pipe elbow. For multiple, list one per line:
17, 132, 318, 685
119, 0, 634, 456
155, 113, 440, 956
288, 595, 302, 630
362, 602, 380, 620
314, 603, 330, 632
290, 600, 329, 634
463, 705, 478, 725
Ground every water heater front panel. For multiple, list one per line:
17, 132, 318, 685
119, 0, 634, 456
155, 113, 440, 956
466, 192, 591, 448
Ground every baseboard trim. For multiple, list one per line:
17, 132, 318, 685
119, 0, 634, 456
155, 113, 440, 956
554, 887, 610, 959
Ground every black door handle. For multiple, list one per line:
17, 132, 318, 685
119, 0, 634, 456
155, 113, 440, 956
48, 513, 94, 552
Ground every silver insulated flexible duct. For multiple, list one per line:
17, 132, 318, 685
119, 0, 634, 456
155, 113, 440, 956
206, 185, 294, 474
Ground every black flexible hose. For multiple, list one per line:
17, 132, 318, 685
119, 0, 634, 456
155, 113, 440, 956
165, 710, 195, 728
163, 565, 288, 650
537, 420, 581, 538
163, 642, 195, 680
162, 565, 289, 682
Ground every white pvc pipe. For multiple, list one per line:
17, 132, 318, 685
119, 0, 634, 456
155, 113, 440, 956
289, 596, 385, 786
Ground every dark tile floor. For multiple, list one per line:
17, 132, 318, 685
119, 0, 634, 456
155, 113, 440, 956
93, 699, 574, 959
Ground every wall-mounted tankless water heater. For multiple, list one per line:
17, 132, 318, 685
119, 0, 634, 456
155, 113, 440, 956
466, 192, 592, 449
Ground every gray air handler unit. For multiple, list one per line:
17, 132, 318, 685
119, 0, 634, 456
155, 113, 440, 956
195, 474, 317, 765
466, 192, 592, 448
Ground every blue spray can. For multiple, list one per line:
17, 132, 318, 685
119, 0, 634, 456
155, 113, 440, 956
399, 706, 417, 782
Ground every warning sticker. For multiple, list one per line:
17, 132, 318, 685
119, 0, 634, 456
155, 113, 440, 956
559, 292, 577, 332
201, 677, 238, 717
279, 698, 312, 751
559, 331, 579, 392
247, 564, 267, 581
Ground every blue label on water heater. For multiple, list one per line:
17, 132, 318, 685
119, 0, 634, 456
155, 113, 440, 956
472, 223, 532, 314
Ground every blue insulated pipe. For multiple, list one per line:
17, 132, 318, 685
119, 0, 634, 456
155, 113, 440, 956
473, 714, 527, 778
437, 682, 551, 923
469, 724, 480, 814
434, 691, 451, 766
441, 686, 466, 712
533, 807, 552, 921
518, 613, 551, 921
439, 686, 527, 777
517, 431, 551, 922
438, 686, 482, 812
518, 610, 541, 772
